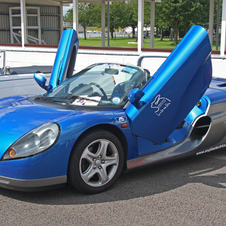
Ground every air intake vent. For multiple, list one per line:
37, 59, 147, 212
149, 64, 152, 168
193, 116, 211, 136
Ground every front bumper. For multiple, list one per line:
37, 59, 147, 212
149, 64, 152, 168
0, 175, 67, 191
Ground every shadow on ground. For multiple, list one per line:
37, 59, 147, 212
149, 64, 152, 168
0, 148, 226, 205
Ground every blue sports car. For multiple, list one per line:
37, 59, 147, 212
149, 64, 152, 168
0, 25, 223, 193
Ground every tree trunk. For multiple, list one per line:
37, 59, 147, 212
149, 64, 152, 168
156, 26, 159, 38
132, 26, 136, 38
170, 28, 173, 41
84, 27, 87, 40
160, 27, 163, 41
174, 27, 179, 44
111, 29, 114, 39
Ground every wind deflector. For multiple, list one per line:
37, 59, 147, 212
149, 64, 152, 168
48, 29, 79, 91
125, 25, 212, 144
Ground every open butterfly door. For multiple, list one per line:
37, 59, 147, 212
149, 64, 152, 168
48, 29, 79, 91
125, 25, 212, 144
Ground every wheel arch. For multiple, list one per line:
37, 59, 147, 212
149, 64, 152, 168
68, 124, 128, 171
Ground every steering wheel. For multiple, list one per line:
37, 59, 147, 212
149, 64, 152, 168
89, 82, 108, 100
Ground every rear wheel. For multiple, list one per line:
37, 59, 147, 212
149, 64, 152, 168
68, 130, 124, 193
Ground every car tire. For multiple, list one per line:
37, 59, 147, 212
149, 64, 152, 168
68, 130, 124, 194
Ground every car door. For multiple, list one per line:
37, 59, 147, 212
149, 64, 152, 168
125, 25, 212, 144
48, 29, 79, 90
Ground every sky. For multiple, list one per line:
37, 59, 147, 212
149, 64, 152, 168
63, 4, 72, 15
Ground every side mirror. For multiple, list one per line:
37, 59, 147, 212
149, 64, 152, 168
34, 73, 47, 90
128, 88, 144, 107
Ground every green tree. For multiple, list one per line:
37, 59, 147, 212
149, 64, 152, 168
155, 0, 219, 44
64, 8, 73, 23
124, 0, 137, 38
159, 0, 187, 44
64, 0, 222, 46
106, 1, 128, 39
86, 3, 101, 27
64, 3, 101, 39
78, 3, 90, 39
124, 0, 151, 39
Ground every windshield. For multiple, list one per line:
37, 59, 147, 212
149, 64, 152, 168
46, 63, 149, 107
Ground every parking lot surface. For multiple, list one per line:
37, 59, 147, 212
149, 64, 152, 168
0, 148, 226, 225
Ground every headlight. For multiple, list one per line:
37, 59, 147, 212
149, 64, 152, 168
2, 123, 60, 160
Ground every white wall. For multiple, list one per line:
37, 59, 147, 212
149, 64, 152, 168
2, 49, 226, 79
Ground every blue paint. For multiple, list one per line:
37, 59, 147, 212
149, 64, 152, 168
0, 27, 220, 191
126, 25, 212, 144
48, 29, 79, 91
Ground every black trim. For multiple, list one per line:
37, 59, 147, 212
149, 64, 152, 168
29, 96, 125, 111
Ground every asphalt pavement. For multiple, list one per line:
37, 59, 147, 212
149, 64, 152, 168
0, 148, 226, 225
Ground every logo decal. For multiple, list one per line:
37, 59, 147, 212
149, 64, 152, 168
196, 144, 226, 155
112, 97, 121, 104
115, 117, 127, 123
151, 94, 171, 116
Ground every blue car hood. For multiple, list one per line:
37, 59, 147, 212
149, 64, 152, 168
0, 96, 73, 155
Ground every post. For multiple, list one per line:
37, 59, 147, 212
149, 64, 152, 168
138, 0, 144, 53
101, 2, 105, 47
60, 3, 64, 35
20, 0, 27, 47
150, 0, 155, 48
73, 0, 78, 31
220, 0, 226, 56
208, 0, 214, 46
107, 2, 110, 47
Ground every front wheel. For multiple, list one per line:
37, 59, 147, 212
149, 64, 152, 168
68, 130, 124, 193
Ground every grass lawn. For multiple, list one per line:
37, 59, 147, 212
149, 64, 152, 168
79, 37, 218, 50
